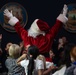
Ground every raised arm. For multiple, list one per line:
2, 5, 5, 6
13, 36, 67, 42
49, 4, 68, 39
4, 9, 27, 40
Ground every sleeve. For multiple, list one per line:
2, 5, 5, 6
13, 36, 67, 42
36, 59, 44, 70
46, 62, 54, 69
14, 22, 28, 40
49, 20, 63, 39
49, 14, 68, 40
5, 59, 11, 69
20, 59, 29, 75
52, 66, 66, 75
20, 59, 29, 67
52, 71, 59, 75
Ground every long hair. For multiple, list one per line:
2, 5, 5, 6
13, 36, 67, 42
36, 54, 46, 70
27, 45, 39, 75
60, 43, 76, 68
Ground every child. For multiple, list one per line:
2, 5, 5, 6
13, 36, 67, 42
5, 44, 25, 75
17, 45, 45, 75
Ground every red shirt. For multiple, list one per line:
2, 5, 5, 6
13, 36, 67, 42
14, 20, 62, 55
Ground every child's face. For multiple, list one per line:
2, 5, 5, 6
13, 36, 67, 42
49, 50, 55, 58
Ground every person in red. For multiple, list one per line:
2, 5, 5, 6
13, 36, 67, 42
4, 4, 68, 62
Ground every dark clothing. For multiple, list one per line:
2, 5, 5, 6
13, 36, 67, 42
0, 51, 8, 73
64, 62, 76, 75
5, 57, 25, 75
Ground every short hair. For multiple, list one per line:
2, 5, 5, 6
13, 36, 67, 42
9, 44, 21, 58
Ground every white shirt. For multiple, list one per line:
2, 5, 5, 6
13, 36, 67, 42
52, 66, 66, 75
20, 58, 54, 75
20, 58, 44, 75
20, 59, 29, 75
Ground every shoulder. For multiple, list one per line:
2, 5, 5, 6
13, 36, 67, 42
35, 59, 44, 69
5, 57, 13, 63
20, 59, 29, 67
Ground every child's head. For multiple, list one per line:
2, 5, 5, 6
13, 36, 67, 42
27, 45, 39, 59
49, 49, 55, 58
27, 45, 39, 75
9, 44, 21, 59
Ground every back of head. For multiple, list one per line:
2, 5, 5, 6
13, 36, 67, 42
27, 45, 39, 59
9, 44, 21, 59
27, 45, 39, 75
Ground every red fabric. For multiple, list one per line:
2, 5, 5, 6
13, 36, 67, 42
46, 57, 53, 62
37, 19, 50, 31
14, 20, 62, 60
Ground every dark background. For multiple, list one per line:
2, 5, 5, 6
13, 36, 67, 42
0, 0, 76, 49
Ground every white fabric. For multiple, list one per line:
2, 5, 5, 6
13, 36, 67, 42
20, 59, 29, 75
20, 59, 44, 75
35, 59, 44, 70
57, 14, 68, 24
33, 59, 44, 75
8, 17, 19, 26
46, 61, 54, 69
63, 4, 68, 16
4, 9, 13, 19
57, 4, 68, 24
4, 9, 19, 26
28, 19, 45, 38
30, 19, 40, 33
52, 66, 66, 75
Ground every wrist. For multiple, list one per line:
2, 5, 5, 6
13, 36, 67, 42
8, 16, 19, 26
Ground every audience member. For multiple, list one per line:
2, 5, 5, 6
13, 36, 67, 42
52, 43, 76, 75
5, 44, 25, 75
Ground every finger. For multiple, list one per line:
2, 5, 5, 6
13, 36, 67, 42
4, 9, 9, 13
4, 9, 8, 12
64, 4, 68, 9
11, 10, 12, 14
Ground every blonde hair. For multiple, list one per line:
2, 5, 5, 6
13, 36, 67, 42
9, 44, 21, 59
37, 54, 46, 70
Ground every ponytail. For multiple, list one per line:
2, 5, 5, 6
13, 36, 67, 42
27, 45, 39, 75
28, 57, 34, 75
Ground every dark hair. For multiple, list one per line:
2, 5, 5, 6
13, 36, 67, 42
60, 43, 76, 68
27, 45, 39, 75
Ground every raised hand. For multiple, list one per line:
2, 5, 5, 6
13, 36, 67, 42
63, 4, 68, 16
4, 9, 13, 19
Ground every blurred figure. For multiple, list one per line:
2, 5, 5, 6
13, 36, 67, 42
0, 34, 8, 75
52, 43, 76, 75
49, 49, 55, 61
64, 44, 76, 75
52, 36, 68, 67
